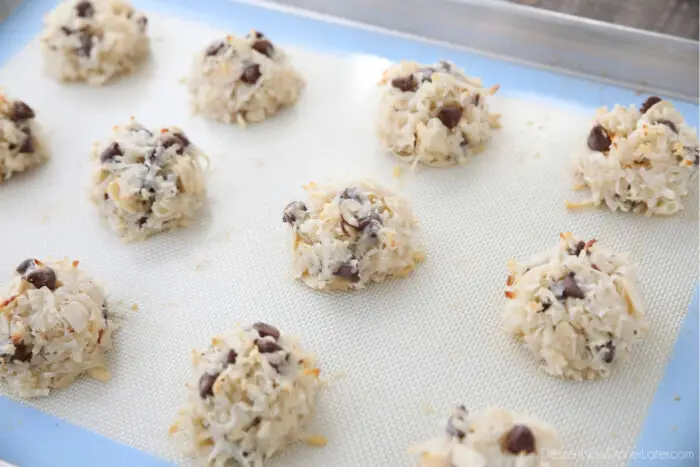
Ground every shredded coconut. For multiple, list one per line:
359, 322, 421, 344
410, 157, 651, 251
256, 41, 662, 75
172, 323, 322, 467
0, 257, 114, 398
570, 96, 699, 216
40, 0, 149, 85
377, 60, 500, 167
503, 233, 649, 380
0, 94, 49, 182
188, 30, 304, 126
90, 118, 207, 241
282, 180, 425, 291
412, 406, 566, 467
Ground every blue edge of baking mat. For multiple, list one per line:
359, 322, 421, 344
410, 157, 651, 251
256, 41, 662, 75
0, 0, 697, 465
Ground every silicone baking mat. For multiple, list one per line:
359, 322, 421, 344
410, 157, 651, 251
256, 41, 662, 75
0, 1, 698, 466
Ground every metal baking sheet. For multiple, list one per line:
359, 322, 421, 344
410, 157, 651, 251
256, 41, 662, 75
0, 1, 698, 466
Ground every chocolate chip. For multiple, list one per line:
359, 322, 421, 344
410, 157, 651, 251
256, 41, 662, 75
102, 301, 108, 321
339, 187, 361, 201
657, 119, 678, 133
241, 63, 261, 84
25, 268, 57, 291
16, 258, 36, 275
11, 101, 35, 121
282, 201, 306, 224
205, 41, 226, 57
460, 136, 469, 147
11, 342, 31, 363
640, 96, 662, 114
249, 31, 264, 39
61, 26, 74, 35
446, 418, 465, 439
587, 124, 611, 152
357, 213, 382, 231
137, 216, 148, 228
100, 142, 122, 163
226, 350, 237, 365
417, 67, 434, 82
173, 132, 190, 147
568, 241, 586, 256
598, 341, 616, 363
256, 339, 282, 353
137, 16, 147, 31
437, 104, 463, 130
77, 32, 93, 57
253, 322, 280, 340
437, 60, 452, 71
502, 425, 536, 455
540, 300, 551, 312
252, 39, 273, 57
199, 372, 218, 399
162, 132, 190, 155
562, 272, 584, 299
390, 75, 417, 93
18, 131, 33, 154
472, 94, 480, 106
75, 1, 94, 18
334, 261, 360, 282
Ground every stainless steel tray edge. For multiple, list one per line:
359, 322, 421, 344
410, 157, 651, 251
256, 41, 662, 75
260, 0, 700, 102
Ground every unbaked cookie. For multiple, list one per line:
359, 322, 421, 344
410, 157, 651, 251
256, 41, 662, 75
41, 0, 149, 85
0, 95, 48, 182
568, 96, 699, 216
503, 232, 648, 380
377, 60, 500, 168
188, 30, 304, 126
0, 257, 114, 398
172, 322, 323, 467
282, 181, 425, 291
91, 118, 207, 241
412, 406, 566, 467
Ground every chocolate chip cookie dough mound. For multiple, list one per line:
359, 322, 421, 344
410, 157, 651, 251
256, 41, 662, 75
282, 181, 425, 291
569, 96, 699, 216
0, 257, 114, 398
188, 31, 305, 126
377, 60, 501, 168
503, 233, 648, 381
413, 406, 566, 467
41, 0, 149, 85
91, 119, 207, 241
172, 323, 323, 467
0, 95, 48, 182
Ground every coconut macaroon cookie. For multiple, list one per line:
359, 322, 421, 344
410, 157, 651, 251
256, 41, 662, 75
0, 95, 49, 182
413, 406, 566, 467
377, 60, 501, 168
188, 30, 305, 126
503, 233, 648, 381
0, 257, 115, 398
40, 0, 149, 85
172, 323, 323, 467
282, 181, 425, 291
569, 96, 699, 216
91, 119, 207, 241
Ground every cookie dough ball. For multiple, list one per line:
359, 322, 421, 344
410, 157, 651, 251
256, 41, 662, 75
0, 257, 114, 398
91, 119, 207, 241
41, 0, 149, 85
282, 181, 425, 291
172, 323, 322, 466
0, 96, 48, 182
503, 232, 648, 380
569, 96, 699, 216
377, 60, 501, 167
413, 406, 566, 467
188, 30, 305, 126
